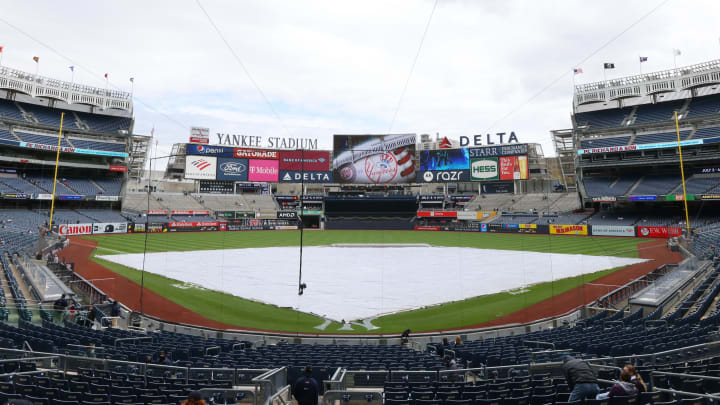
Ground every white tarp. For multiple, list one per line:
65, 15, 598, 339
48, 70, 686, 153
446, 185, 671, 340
98, 246, 647, 321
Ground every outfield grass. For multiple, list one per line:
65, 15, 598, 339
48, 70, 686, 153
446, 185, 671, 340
85, 231, 649, 333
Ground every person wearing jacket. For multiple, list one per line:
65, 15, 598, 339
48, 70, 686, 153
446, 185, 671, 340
597, 370, 639, 399
563, 355, 600, 402
292, 366, 319, 405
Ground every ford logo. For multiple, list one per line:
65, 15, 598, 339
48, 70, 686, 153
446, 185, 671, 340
220, 162, 247, 174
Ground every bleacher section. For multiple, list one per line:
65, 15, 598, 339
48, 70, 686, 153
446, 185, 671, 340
631, 175, 681, 196
574, 108, 631, 129
633, 100, 685, 125
686, 93, 720, 119
692, 126, 720, 139
14, 131, 72, 148
580, 136, 631, 149
74, 111, 132, 133
25, 175, 76, 195
0, 99, 25, 122
633, 131, 689, 144
68, 137, 126, 152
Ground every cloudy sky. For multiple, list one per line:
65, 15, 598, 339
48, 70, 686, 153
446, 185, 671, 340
1, 0, 720, 165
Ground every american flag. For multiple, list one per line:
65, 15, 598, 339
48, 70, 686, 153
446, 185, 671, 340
639, 56, 648, 63
573, 68, 583, 74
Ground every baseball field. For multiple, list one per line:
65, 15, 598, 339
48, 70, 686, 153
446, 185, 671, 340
62, 231, 674, 334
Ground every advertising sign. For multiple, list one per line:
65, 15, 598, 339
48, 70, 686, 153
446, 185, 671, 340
59, 195, 82, 200
549, 225, 588, 235
168, 221, 220, 232
592, 196, 617, 202
35, 194, 53, 200
248, 159, 279, 182
95, 195, 120, 201
481, 181, 514, 194
190, 127, 210, 144
418, 170, 470, 183
469, 143, 529, 158
278, 150, 331, 171
637, 226, 683, 238
470, 158, 499, 181
58, 224, 93, 236
277, 211, 298, 219
628, 195, 657, 201
233, 148, 279, 159
216, 158, 248, 181
16, 141, 128, 157
456, 211, 479, 220
147, 210, 167, 215
499, 155, 528, 180
109, 166, 127, 172
417, 211, 457, 218
419, 149, 470, 171
279, 171, 332, 183
591, 225, 636, 237
185, 156, 217, 180
185, 144, 234, 156
92, 223, 128, 234
147, 223, 167, 233
700, 194, 720, 200
171, 210, 210, 215
128, 223, 146, 233
333, 134, 416, 184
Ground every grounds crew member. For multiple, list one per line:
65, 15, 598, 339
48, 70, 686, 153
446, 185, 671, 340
292, 366, 319, 405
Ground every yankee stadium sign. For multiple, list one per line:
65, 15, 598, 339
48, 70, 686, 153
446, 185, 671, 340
216, 133, 318, 150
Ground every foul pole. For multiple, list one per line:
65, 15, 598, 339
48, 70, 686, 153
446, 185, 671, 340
48, 112, 65, 230
674, 110, 691, 235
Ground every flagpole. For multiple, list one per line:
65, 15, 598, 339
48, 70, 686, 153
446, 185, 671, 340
673, 50, 677, 69
639, 57, 642, 75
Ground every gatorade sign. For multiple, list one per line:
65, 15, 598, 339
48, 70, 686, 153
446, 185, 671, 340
470, 158, 499, 181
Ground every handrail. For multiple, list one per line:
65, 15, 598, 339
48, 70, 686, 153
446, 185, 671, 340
524, 340, 555, 349
268, 384, 291, 405
0, 356, 59, 363
322, 390, 382, 405
114, 336, 152, 347
197, 387, 256, 404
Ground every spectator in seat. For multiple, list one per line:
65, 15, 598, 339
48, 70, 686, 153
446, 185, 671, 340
623, 364, 646, 393
183, 391, 206, 405
158, 350, 172, 365
292, 366, 319, 405
597, 370, 638, 399
563, 355, 600, 402
53, 294, 68, 322
455, 336, 463, 345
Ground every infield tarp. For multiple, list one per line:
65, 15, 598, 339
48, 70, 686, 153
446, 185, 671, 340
99, 246, 648, 321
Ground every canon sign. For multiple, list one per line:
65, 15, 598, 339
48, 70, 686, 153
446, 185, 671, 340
58, 224, 93, 236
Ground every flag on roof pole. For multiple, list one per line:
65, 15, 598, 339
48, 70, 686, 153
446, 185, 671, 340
32, 56, 39, 63
673, 49, 682, 56
104, 73, 108, 78
573, 68, 583, 74
129, 77, 134, 83
69, 66, 74, 71
639, 56, 648, 63
0, 46, 4, 53
0, 46, 3, 67
603, 63, 615, 69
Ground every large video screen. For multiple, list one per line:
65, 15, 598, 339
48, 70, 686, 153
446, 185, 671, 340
417, 149, 470, 183
332, 134, 416, 183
